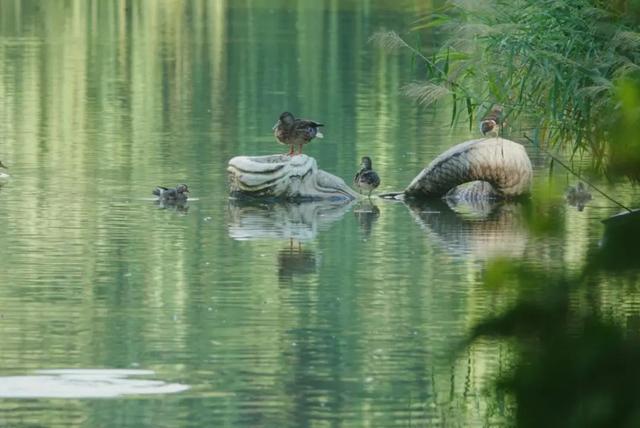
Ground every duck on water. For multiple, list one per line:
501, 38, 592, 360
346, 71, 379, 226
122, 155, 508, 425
153, 184, 190, 203
0, 161, 9, 185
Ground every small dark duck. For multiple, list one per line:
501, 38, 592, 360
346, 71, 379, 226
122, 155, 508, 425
0, 160, 9, 184
152, 184, 189, 202
565, 182, 592, 211
273, 111, 324, 155
354, 156, 381, 197
480, 105, 504, 137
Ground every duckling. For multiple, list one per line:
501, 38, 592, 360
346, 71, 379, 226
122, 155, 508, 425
480, 105, 504, 137
354, 156, 381, 197
565, 182, 592, 211
0, 160, 9, 185
152, 184, 189, 202
272, 111, 324, 156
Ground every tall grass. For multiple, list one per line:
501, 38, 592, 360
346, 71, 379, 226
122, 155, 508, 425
372, 0, 640, 175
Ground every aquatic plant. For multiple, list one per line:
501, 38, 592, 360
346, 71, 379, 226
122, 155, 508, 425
465, 206, 640, 427
371, 0, 640, 175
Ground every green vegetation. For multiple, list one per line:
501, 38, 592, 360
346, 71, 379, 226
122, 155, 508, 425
372, 2, 640, 425
470, 217, 640, 427
372, 0, 640, 176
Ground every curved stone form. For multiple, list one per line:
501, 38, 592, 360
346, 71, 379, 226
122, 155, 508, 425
228, 154, 358, 201
404, 138, 533, 199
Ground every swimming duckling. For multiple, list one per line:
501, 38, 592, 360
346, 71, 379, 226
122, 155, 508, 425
480, 105, 504, 137
565, 182, 592, 211
354, 156, 381, 197
0, 161, 9, 185
152, 184, 189, 202
272, 111, 324, 156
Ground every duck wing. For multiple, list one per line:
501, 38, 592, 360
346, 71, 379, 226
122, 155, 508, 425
293, 119, 324, 140
354, 169, 362, 184
153, 186, 170, 197
361, 170, 381, 187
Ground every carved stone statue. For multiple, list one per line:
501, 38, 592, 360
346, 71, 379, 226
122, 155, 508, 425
228, 154, 358, 202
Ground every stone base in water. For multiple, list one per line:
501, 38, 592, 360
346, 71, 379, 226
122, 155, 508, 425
227, 154, 358, 202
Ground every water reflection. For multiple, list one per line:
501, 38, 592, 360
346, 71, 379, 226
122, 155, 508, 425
154, 199, 189, 214
353, 199, 380, 239
406, 199, 529, 259
277, 243, 318, 281
469, 215, 640, 427
227, 198, 355, 241
0, 369, 189, 398
1, 0, 636, 426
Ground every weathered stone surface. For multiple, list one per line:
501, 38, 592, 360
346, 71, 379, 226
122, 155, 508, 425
228, 154, 358, 202
404, 138, 533, 199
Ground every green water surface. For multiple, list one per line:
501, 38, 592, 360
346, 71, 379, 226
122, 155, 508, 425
0, 1, 637, 427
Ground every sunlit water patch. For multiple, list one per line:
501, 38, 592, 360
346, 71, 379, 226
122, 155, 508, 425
0, 369, 189, 399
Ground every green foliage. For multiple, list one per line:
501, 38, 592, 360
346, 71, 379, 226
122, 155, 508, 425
372, 0, 640, 174
469, 207, 640, 427
609, 78, 640, 180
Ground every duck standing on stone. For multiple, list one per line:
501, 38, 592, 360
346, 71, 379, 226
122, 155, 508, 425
272, 111, 324, 155
480, 105, 504, 137
153, 184, 189, 203
354, 156, 380, 198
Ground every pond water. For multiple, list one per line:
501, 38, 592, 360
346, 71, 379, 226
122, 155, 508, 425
0, 1, 638, 427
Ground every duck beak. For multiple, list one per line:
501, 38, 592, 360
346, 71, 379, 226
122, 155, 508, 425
272, 120, 280, 131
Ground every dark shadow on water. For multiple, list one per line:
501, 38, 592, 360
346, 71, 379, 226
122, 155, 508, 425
468, 211, 640, 427
590, 210, 640, 271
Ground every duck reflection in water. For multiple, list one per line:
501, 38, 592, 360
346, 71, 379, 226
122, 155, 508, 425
155, 199, 189, 214
353, 200, 380, 240
277, 243, 318, 281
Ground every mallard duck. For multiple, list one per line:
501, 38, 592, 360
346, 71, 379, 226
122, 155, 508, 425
272, 111, 324, 155
0, 161, 9, 185
354, 156, 381, 197
152, 184, 189, 202
565, 182, 592, 211
480, 105, 504, 137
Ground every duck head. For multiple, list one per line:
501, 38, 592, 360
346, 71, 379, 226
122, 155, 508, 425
490, 105, 503, 115
273, 111, 296, 130
360, 156, 373, 170
176, 184, 189, 194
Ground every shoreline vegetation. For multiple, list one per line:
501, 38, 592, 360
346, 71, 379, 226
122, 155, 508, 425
373, 2, 640, 425
372, 0, 640, 179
